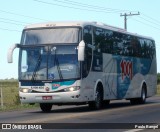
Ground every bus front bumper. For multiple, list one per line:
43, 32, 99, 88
19, 91, 84, 104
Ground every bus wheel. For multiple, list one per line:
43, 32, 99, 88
103, 100, 110, 107
40, 103, 52, 112
130, 85, 146, 105
89, 87, 103, 110
139, 86, 147, 104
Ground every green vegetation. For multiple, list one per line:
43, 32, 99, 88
0, 104, 38, 112
0, 80, 38, 111
0, 81, 18, 105
158, 73, 160, 84
157, 85, 160, 95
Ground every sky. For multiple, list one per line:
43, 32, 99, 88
0, 0, 160, 79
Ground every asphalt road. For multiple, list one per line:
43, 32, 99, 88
1, 96, 160, 132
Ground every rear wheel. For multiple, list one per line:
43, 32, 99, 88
130, 85, 146, 105
40, 103, 52, 112
139, 86, 147, 104
89, 86, 103, 110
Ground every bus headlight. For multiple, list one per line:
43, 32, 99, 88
19, 88, 32, 93
64, 86, 80, 92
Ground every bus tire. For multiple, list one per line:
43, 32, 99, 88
139, 85, 147, 104
40, 103, 52, 112
89, 86, 103, 110
130, 98, 138, 105
103, 100, 110, 106
130, 85, 147, 105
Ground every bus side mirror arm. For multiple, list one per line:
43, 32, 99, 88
78, 40, 85, 61
7, 43, 19, 63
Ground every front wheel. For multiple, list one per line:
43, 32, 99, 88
40, 103, 52, 112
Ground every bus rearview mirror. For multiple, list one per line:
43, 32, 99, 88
78, 40, 85, 61
7, 43, 18, 63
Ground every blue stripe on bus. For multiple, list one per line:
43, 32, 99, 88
20, 81, 44, 86
52, 80, 76, 90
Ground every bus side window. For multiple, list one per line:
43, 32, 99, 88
92, 27, 103, 72
83, 26, 92, 77
83, 26, 92, 44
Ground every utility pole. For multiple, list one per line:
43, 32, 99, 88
120, 12, 140, 30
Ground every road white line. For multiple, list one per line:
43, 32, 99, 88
124, 129, 143, 132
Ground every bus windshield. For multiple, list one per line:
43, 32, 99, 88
22, 28, 80, 44
19, 45, 80, 80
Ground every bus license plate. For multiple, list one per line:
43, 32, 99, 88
42, 96, 52, 100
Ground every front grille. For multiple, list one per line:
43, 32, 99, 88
31, 89, 65, 93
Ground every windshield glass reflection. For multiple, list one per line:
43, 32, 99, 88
22, 28, 79, 45
19, 45, 80, 80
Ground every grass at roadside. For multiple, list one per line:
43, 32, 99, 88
0, 81, 39, 111
0, 104, 39, 112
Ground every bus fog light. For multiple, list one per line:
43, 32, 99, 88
19, 88, 32, 93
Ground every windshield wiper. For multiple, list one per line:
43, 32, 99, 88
53, 50, 63, 80
56, 57, 63, 80
31, 54, 42, 82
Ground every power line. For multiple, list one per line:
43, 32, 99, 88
53, 0, 129, 12
142, 13, 160, 25
34, 0, 111, 13
0, 20, 25, 26
0, 27, 21, 32
131, 18, 160, 31
0, 9, 48, 21
138, 16, 160, 27
34, 0, 130, 13
0, 17, 31, 25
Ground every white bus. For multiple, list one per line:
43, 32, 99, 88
8, 21, 157, 112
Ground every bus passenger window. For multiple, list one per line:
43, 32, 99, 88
83, 26, 92, 77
